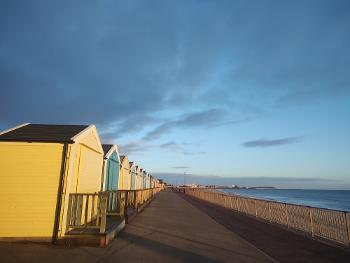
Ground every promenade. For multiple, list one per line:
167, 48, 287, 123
0, 191, 274, 263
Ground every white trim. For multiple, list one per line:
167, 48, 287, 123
120, 155, 129, 166
70, 125, 92, 141
129, 161, 137, 172
105, 144, 121, 163
0, 123, 30, 136
71, 124, 104, 153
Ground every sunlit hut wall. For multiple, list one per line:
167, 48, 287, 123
129, 162, 137, 190
150, 174, 153, 188
101, 144, 120, 191
146, 172, 151, 189
118, 155, 130, 190
135, 165, 142, 190
142, 169, 147, 189
140, 168, 144, 189
0, 123, 103, 240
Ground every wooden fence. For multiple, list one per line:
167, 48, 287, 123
66, 188, 161, 233
184, 188, 350, 246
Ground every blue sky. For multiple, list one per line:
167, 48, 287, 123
1, 0, 349, 189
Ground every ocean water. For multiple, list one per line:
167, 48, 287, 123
219, 189, 350, 212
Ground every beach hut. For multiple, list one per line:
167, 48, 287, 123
146, 173, 151, 189
118, 155, 130, 190
135, 166, 141, 190
150, 176, 155, 188
0, 123, 103, 241
129, 162, 137, 190
142, 170, 147, 189
101, 144, 120, 191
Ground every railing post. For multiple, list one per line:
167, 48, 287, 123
124, 191, 129, 223
254, 200, 258, 217
309, 209, 314, 237
66, 194, 73, 231
84, 195, 89, 227
100, 193, 107, 233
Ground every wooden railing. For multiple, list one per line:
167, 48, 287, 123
66, 188, 161, 234
184, 188, 350, 246
66, 193, 101, 231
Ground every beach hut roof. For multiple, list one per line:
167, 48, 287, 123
0, 123, 90, 143
102, 144, 119, 159
129, 162, 134, 168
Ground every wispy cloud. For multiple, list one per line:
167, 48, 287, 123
242, 136, 304, 148
119, 141, 155, 154
143, 108, 238, 140
159, 141, 206, 155
160, 141, 183, 150
172, 166, 190, 169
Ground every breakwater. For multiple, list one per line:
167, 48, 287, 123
184, 188, 350, 246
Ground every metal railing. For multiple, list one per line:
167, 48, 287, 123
184, 188, 350, 246
66, 188, 162, 234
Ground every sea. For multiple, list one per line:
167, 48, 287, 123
219, 189, 350, 212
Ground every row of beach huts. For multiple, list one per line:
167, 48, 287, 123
0, 123, 165, 244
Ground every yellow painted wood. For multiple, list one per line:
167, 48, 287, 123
58, 127, 103, 237
0, 142, 63, 237
118, 156, 130, 190
76, 145, 103, 193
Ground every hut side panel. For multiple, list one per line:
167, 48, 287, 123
76, 145, 103, 193
0, 142, 63, 237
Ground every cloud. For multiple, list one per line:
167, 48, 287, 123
1, 1, 349, 138
100, 114, 158, 140
172, 166, 190, 169
242, 136, 304, 148
118, 140, 205, 156
160, 141, 183, 150
183, 151, 207, 155
143, 108, 229, 140
143, 123, 174, 141
159, 141, 206, 155
119, 141, 155, 155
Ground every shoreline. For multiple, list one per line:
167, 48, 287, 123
216, 188, 350, 212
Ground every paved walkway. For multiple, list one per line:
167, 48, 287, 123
0, 192, 275, 263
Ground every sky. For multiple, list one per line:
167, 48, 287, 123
1, 0, 349, 189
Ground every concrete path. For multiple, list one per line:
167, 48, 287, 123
0, 192, 275, 263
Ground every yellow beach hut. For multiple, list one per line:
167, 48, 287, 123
118, 155, 130, 190
0, 123, 104, 242
129, 162, 137, 190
